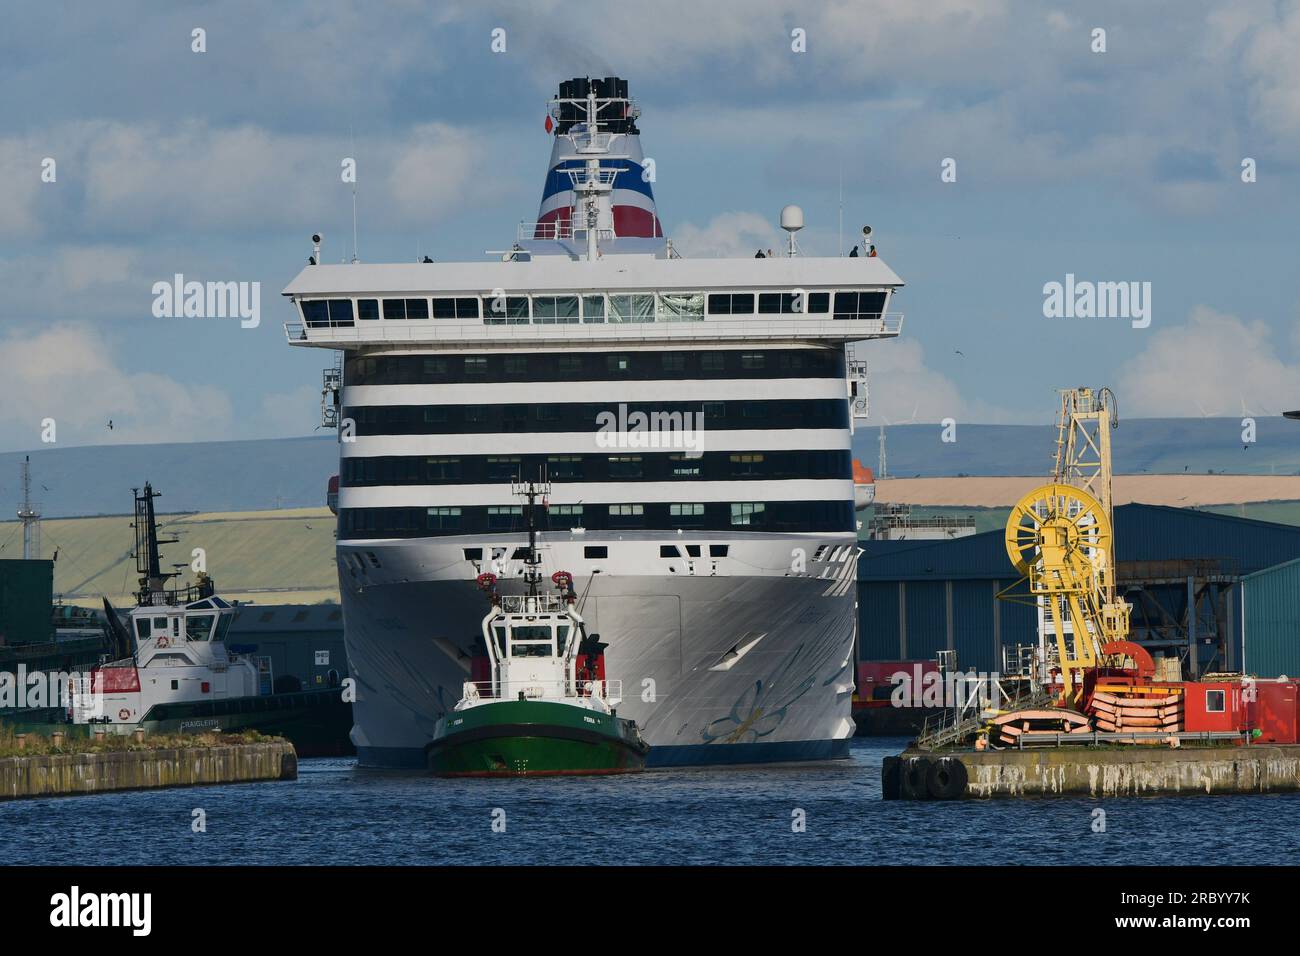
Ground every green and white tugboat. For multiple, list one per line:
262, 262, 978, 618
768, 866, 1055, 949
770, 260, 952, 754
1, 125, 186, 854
427, 478, 650, 777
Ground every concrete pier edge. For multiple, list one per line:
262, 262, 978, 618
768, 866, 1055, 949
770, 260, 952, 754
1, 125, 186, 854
0, 742, 298, 800
883, 745, 1300, 800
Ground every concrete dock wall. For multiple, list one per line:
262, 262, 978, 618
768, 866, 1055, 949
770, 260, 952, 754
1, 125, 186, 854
0, 743, 297, 800
884, 746, 1300, 800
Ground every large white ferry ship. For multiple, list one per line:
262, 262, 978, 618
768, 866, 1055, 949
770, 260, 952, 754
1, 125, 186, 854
283, 76, 904, 768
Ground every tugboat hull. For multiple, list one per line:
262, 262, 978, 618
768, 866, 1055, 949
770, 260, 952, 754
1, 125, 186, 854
428, 700, 649, 777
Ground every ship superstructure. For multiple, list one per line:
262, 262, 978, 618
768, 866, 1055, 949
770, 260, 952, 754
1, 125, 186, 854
283, 76, 905, 768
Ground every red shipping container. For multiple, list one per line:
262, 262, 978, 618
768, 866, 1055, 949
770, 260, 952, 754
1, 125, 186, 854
1183, 682, 1244, 734
1247, 680, 1298, 744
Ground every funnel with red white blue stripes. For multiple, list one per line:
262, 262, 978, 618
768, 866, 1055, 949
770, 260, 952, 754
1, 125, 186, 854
536, 76, 662, 240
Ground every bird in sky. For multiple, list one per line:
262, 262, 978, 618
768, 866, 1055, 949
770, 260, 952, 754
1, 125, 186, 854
107, 420, 114, 430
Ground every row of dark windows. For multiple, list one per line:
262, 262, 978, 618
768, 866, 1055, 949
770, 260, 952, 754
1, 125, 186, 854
338, 500, 855, 538
343, 399, 848, 435
340, 450, 852, 486
343, 348, 845, 386
300, 291, 888, 328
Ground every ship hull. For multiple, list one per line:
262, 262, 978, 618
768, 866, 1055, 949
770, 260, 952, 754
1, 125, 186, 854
338, 533, 860, 769
428, 699, 648, 777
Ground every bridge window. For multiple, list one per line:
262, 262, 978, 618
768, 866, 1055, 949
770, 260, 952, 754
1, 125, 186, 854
382, 298, 429, 320
549, 504, 583, 517
659, 293, 705, 321
357, 299, 380, 321
701, 352, 726, 373
533, 295, 580, 324
608, 294, 655, 323
707, 293, 754, 316
582, 295, 606, 323
431, 297, 479, 319
833, 291, 888, 321
301, 299, 355, 328
186, 614, 215, 642
731, 502, 766, 526
482, 296, 529, 324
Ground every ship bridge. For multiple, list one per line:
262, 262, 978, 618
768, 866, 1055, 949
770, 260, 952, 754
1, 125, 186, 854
281, 254, 904, 349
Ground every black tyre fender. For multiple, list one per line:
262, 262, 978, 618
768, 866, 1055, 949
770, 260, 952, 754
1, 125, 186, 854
926, 756, 968, 800
900, 755, 931, 800
881, 755, 901, 800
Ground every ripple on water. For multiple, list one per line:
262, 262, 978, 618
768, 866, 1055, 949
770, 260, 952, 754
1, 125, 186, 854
2, 739, 1297, 865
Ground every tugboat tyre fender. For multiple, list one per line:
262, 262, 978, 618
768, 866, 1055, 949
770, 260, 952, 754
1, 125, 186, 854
926, 756, 968, 800
900, 756, 931, 800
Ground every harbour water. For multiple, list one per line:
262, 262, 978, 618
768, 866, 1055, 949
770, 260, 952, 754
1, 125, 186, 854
3, 738, 1297, 866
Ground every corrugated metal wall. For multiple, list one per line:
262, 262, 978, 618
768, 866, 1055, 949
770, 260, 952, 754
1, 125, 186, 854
857, 577, 1040, 673
857, 504, 1300, 674
0, 559, 54, 645
1243, 558, 1300, 678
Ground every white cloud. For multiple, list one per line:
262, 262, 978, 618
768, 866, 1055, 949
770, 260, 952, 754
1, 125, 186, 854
1238, 1, 1300, 149
0, 322, 236, 450
853, 337, 1027, 425
0, 119, 490, 241
671, 211, 779, 258
1116, 306, 1300, 417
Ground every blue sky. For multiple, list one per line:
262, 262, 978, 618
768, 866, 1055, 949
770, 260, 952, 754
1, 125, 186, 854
2, 0, 1300, 452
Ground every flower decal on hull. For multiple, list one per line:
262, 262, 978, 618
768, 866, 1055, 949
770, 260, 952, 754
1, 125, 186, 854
701, 625, 849, 745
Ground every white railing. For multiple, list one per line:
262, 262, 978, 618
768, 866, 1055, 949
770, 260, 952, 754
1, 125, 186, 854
285, 314, 903, 346
515, 221, 618, 243
499, 593, 569, 614
519, 220, 574, 240
461, 678, 623, 705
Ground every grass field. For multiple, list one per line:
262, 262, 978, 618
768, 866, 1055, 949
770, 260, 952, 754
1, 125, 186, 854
0, 508, 340, 607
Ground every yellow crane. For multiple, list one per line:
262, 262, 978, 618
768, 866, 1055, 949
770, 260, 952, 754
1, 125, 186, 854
999, 388, 1131, 702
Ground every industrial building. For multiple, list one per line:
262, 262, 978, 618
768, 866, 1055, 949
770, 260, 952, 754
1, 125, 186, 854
1241, 557, 1300, 679
225, 603, 349, 693
0, 559, 54, 647
857, 503, 1300, 679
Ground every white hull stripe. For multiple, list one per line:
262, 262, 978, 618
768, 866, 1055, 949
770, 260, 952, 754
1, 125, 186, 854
338, 479, 853, 508
345, 429, 852, 456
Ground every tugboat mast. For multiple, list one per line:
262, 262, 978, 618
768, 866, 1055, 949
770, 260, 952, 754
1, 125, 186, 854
512, 470, 552, 598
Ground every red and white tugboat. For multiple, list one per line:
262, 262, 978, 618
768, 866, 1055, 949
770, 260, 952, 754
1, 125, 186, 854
66, 483, 353, 754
